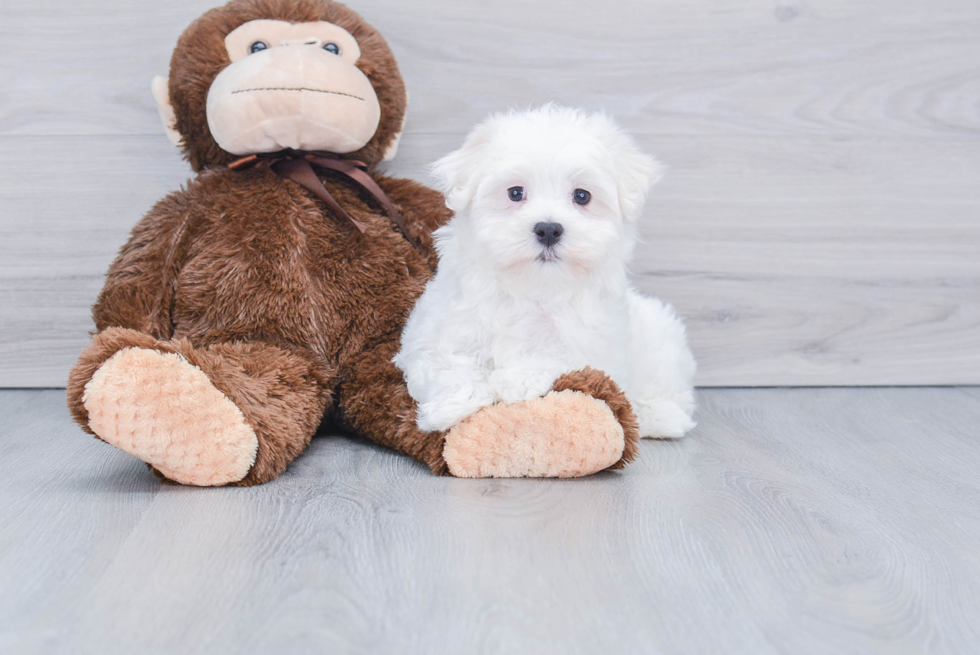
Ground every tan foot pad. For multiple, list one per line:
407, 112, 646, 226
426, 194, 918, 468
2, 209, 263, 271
82, 347, 258, 486
443, 390, 625, 478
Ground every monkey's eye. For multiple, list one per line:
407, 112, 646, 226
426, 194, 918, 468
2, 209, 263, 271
249, 41, 268, 54
323, 42, 340, 55
573, 189, 591, 206
508, 187, 526, 202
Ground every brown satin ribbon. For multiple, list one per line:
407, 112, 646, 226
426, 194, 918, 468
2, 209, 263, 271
228, 150, 417, 247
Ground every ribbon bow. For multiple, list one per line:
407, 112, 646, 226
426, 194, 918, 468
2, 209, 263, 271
228, 150, 416, 247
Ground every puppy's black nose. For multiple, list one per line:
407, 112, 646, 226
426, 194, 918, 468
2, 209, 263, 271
533, 221, 564, 247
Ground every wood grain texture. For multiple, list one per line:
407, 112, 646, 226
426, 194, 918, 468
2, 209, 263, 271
2, 388, 980, 653
1, 0, 979, 387
3, 0, 979, 139
2, 134, 977, 387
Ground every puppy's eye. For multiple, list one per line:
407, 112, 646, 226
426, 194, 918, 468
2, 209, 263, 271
573, 189, 591, 206
323, 42, 340, 55
508, 186, 526, 202
249, 41, 269, 54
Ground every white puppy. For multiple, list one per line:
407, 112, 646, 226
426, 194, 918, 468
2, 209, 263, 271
394, 105, 696, 438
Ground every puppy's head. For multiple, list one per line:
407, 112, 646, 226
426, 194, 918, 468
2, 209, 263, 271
431, 105, 662, 293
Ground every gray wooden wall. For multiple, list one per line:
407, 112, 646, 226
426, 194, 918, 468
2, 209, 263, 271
1, 0, 978, 388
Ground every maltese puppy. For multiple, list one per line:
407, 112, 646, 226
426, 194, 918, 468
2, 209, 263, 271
394, 105, 696, 438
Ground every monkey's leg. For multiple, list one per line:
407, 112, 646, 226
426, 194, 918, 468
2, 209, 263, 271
336, 338, 450, 474
68, 327, 334, 486
338, 338, 637, 478
443, 367, 640, 478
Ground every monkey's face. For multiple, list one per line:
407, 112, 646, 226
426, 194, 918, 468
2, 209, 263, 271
206, 19, 381, 155
156, 0, 408, 171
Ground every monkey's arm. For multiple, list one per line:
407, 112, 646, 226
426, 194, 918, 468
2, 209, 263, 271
374, 176, 453, 264
93, 191, 196, 339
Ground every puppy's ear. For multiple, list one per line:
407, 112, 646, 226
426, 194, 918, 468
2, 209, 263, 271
430, 121, 493, 212
616, 140, 664, 222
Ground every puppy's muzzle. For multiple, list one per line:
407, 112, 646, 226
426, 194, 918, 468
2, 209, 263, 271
534, 221, 564, 247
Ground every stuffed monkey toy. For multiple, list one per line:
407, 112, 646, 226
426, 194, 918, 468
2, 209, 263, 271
66, 0, 640, 485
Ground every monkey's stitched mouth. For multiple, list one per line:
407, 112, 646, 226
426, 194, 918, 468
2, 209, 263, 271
232, 87, 365, 101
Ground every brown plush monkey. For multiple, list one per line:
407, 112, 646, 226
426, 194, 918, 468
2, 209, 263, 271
66, 0, 639, 486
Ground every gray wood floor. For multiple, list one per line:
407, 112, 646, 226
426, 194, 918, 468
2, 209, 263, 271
2, 0, 979, 387
2, 388, 979, 654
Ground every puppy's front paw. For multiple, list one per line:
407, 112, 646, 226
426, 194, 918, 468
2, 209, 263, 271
416, 386, 496, 432
634, 399, 696, 439
489, 368, 557, 404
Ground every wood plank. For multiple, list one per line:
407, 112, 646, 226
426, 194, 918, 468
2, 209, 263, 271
2, 388, 980, 652
1, 0, 978, 386
1, 134, 977, 387
1, 0, 978, 139
0, 136, 195, 388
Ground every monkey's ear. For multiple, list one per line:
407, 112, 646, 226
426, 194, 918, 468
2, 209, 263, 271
381, 128, 403, 162
151, 76, 182, 148
382, 92, 408, 162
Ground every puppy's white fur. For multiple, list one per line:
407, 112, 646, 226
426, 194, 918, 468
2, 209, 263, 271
394, 105, 696, 437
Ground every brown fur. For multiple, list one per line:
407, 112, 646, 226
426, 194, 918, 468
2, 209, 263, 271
169, 0, 407, 171
68, 327, 334, 485
66, 159, 451, 484
67, 0, 634, 485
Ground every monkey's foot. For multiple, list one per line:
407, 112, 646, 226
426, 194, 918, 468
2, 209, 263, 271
82, 347, 258, 486
442, 367, 639, 478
